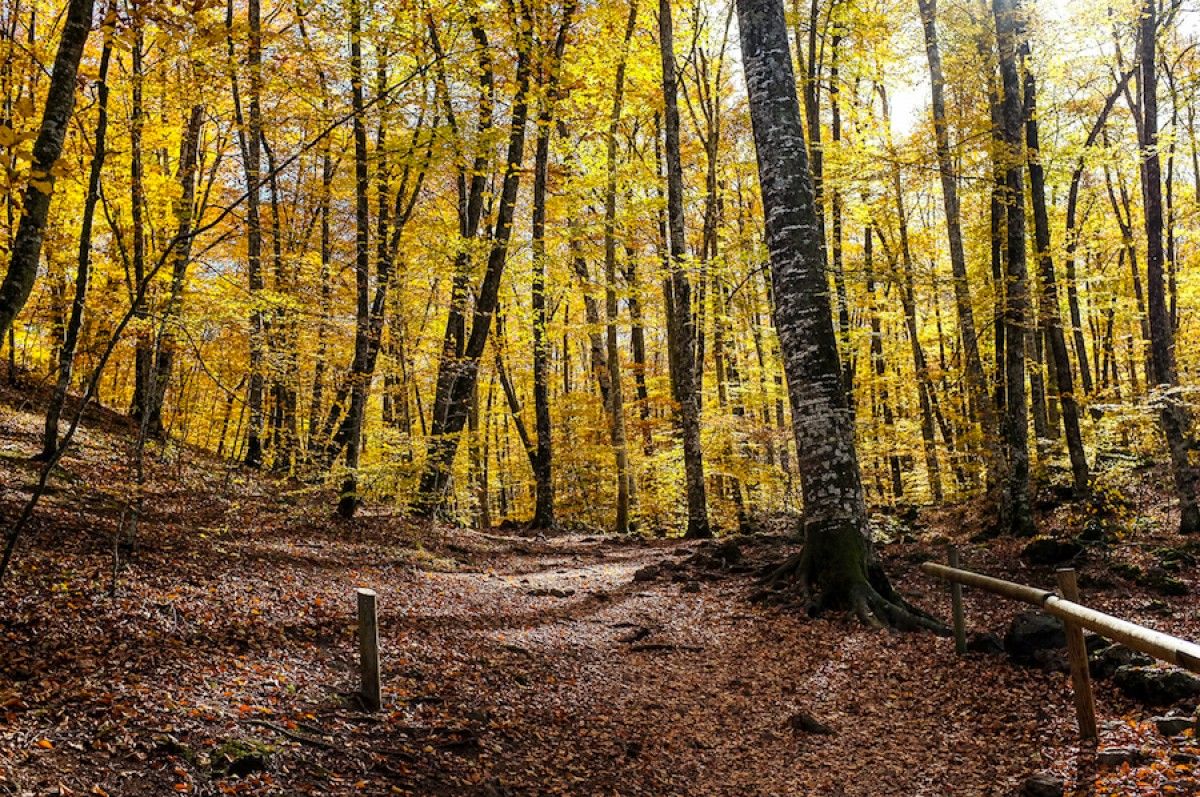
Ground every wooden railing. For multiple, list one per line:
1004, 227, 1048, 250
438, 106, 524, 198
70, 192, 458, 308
921, 552, 1200, 741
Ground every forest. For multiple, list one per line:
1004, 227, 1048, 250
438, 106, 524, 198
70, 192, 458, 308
5, 0, 1200, 790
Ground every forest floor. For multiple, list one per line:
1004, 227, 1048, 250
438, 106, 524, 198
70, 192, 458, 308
3, 386, 1200, 795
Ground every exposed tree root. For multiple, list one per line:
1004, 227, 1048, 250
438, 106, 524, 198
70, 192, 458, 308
754, 548, 948, 634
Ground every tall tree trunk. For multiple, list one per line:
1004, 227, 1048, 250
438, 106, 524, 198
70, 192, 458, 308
415, 5, 536, 516
524, 2, 575, 530
337, 0, 373, 517
40, 27, 112, 459
0, 0, 94, 340
916, 0, 1005, 498
877, 84, 945, 502
145, 105, 204, 440
129, 19, 152, 422
602, 0, 636, 534
1024, 67, 1089, 494
865, 229, 902, 500
659, 0, 710, 539
243, 0, 266, 468
736, 0, 935, 629
993, 0, 1034, 535
1137, 0, 1200, 533
1063, 69, 1134, 398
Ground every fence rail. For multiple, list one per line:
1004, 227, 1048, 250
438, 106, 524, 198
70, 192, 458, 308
921, 553, 1200, 741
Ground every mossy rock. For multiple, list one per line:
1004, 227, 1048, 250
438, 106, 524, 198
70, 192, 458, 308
211, 737, 276, 778
1110, 561, 1143, 581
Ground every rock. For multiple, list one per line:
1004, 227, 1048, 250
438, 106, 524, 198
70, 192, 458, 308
681, 581, 701, 593
527, 587, 575, 598
1113, 666, 1200, 706
1089, 644, 1154, 680
211, 738, 274, 778
1156, 546, 1197, 571
787, 709, 834, 735
1140, 567, 1188, 597
1021, 773, 1064, 797
632, 564, 661, 582
1021, 538, 1083, 567
1076, 518, 1109, 545
1004, 612, 1066, 667
710, 539, 743, 565
1111, 561, 1143, 581
966, 632, 1005, 656
1097, 747, 1149, 767
1153, 715, 1194, 737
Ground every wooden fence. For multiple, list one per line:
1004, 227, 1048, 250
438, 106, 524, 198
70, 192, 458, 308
922, 551, 1200, 741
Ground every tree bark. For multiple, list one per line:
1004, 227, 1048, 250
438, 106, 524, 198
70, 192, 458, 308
40, 26, 112, 459
415, 4, 536, 517
242, 0, 266, 468
1136, 0, 1200, 533
601, 0, 636, 534
659, 0, 710, 539
993, 0, 1035, 535
916, 0, 1005, 498
337, 0, 375, 517
736, 0, 938, 629
145, 105, 204, 441
1024, 67, 1089, 494
0, 0, 94, 340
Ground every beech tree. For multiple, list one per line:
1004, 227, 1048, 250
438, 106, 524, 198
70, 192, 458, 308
736, 0, 937, 627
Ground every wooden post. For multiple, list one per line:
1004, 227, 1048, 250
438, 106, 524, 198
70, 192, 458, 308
356, 588, 381, 711
948, 546, 966, 655
1056, 568, 1097, 742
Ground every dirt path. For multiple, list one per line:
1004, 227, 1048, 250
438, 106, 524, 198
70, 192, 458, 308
380, 535, 1078, 796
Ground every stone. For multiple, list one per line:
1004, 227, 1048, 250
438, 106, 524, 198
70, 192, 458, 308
527, 587, 575, 598
966, 632, 1005, 656
1152, 715, 1194, 737
1140, 567, 1188, 597
1021, 773, 1064, 797
1020, 538, 1083, 567
1113, 666, 1200, 706
1004, 612, 1066, 667
1096, 747, 1148, 767
787, 709, 834, 735
1089, 644, 1154, 680
1076, 518, 1109, 545
632, 564, 660, 582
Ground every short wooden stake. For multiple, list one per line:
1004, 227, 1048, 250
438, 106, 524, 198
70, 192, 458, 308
1056, 568, 1097, 742
948, 546, 967, 655
356, 588, 381, 712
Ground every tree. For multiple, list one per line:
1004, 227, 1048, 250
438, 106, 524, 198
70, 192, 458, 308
0, 0, 94, 340
1136, 0, 1200, 533
992, 0, 1034, 536
736, 0, 937, 627
915, 0, 1005, 506
659, 0, 710, 539
39, 17, 113, 459
415, 2, 537, 517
